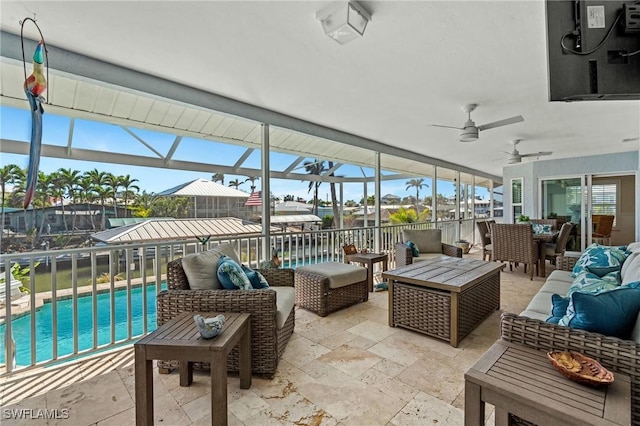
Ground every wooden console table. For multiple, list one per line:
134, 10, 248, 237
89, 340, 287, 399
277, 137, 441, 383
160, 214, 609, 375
465, 340, 630, 426
135, 312, 251, 426
345, 252, 388, 292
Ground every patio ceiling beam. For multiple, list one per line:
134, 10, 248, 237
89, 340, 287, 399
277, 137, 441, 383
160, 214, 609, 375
0, 139, 366, 184
233, 148, 255, 171
0, 31, 501, 183
120, 126, 165, 159
283, 157, 305, 175
165, 136, 183, 163
325, 162, 343, 176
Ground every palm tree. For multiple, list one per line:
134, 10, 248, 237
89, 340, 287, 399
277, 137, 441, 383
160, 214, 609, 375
303, 160, 326, 216
119, 174, 140, 218
0, 164, 22, 234
48, 171, 68, 232
389, 207, 418, 224
132, 190, 156, 217
212, 173, 225, 185
327, 161, 340, 228
76, 176, 96, 230
35, 171, 53, 234
228, 179, 243, 190
58, 168, 81, 231
405, 178, 428, 215
244, 176, 260, 192
104, 173, 121, 218
85, 169, 109, 230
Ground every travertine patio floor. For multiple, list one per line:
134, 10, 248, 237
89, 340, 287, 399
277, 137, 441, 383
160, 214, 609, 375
0, 249, 549, 425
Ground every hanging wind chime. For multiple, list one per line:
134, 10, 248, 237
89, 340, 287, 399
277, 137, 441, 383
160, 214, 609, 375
20, 16, 48, 209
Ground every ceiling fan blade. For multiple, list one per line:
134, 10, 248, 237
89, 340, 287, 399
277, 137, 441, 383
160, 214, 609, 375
520, 151, 553, 158
477, 115, 524, 131
430, 124, 462, 130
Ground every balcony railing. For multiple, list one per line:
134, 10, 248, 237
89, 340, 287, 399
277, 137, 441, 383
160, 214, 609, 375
0, 219, 481, 376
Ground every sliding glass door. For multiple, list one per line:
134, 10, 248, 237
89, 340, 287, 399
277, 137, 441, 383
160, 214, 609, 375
540, 177, 584, 251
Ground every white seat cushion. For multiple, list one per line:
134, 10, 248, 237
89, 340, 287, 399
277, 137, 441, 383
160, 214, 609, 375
181, 243, 240, 290
272, 286, 295, 329
402, 229, 442, 253
297, 263, 367, 288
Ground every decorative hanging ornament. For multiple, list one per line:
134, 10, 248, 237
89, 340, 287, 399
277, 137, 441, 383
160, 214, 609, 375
20, 16, 48, 209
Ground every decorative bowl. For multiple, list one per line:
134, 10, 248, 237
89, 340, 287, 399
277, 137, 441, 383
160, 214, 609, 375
547, 351, 614, 387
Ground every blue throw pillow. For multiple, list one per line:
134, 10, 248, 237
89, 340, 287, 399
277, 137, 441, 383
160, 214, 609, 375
405, 240, 419, 257
532, 223, 544, 234
586, 265, 621, 278
558, 286, 640, 338
546, 294, 569, 324
217, 255, 252, 290
572, 243, 627, 277
241, 265, 269, 289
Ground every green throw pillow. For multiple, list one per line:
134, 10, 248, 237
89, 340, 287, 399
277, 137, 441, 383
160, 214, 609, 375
546, 294, 570, 324
241, 265, 269, 289
405, 240, 419, 257
566, 270, 620, 296
572, 243, 627, 277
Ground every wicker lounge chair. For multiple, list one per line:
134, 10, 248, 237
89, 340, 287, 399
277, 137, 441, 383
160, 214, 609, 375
475, 220, 493, 261
491, 223, 539, 280
156, 255, 295, 378
394, 228, 462, 267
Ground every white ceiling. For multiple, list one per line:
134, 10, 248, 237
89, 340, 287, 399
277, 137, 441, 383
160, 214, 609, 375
1, 1, 639, 181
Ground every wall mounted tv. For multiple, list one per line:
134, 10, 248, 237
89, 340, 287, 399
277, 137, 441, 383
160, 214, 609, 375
546, 0, 640, 101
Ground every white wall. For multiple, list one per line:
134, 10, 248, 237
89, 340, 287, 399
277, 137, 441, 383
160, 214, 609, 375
503, 150, 639, 241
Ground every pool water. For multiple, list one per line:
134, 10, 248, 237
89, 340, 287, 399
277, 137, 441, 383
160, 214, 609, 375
0, 283, 164, 366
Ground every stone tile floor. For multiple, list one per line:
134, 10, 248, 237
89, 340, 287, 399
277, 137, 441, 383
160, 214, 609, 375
0, 249, 550, 425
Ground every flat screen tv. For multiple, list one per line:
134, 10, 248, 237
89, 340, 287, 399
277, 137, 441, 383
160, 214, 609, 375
546, 0, 640, 101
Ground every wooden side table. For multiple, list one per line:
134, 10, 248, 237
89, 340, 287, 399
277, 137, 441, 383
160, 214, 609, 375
345, 252, 388, 292
465, 340, 630, 426
135, 312, 251, 426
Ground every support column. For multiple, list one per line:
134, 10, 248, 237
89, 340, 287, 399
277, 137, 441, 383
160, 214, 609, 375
374, 152, 381, 253
261, 124, 271, 260
432, 168, 438, 223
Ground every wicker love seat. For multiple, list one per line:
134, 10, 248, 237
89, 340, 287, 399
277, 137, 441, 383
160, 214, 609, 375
156, 244, 295, 378
394, 228, 462, 267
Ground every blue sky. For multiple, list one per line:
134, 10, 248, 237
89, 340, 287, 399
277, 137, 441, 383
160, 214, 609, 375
1, 105, 488, 203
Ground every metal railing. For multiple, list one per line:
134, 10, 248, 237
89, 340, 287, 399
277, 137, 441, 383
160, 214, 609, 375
0, 218, 481, 376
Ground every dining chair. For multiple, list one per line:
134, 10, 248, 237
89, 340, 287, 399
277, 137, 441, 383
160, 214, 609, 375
593, 215, 614, 245
476, 221, 492, 261
491, 223, 539, 280
545, 222, 574, 265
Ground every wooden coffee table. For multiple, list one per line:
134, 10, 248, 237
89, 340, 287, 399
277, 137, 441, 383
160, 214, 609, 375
465, 340, 630, 426
135, 312, 251, 426
382, 256, 504, 347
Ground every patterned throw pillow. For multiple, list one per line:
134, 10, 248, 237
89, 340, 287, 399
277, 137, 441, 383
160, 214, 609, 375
532, 223, 544, 234
241, 265, 270, 289
217, 255, 253, 290
405, 241, 419, 257
566, 270, 620, 296
572, 243, 627, 277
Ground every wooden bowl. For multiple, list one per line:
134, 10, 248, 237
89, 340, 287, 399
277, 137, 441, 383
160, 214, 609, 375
547, 351, 614, 387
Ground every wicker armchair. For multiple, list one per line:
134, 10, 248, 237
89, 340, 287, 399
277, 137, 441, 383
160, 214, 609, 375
491, 223, 538, 280
544, 222, 574, 264
156, 257, 295, 378
395, 229, 462, 267
593, 214, 615, 245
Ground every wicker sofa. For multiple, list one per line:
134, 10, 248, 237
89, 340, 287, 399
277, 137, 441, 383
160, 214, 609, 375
395, 229, 462, 267
501, 244, 640, 425
156, 245, 295, 379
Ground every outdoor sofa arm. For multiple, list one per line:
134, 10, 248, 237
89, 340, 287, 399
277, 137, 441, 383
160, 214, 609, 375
500, 312, 640, 425
442, 243, 463, 258
394, 242, 413, 266
256, 268, 295, 287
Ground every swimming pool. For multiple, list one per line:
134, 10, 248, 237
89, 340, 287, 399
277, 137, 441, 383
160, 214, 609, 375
0, 283, 164, 366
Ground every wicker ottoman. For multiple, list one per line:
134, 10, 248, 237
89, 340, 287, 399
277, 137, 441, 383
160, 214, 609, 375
295, 263, 368, 316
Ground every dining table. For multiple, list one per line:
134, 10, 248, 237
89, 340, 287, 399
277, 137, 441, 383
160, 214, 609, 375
486, 230, 559, 277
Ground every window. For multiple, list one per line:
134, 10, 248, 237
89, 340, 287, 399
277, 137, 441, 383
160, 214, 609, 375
592, 183, 617, 225
511, 178, 523, 219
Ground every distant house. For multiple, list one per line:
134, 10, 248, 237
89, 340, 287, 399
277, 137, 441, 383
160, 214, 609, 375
157, 178, 251, 219
2, 204, 127, 233
381, 194, 401, 205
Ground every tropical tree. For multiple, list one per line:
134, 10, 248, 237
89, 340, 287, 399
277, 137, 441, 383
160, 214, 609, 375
244, 176, 260, 192
85, 169, 109, 229
283, 194, 295, 201
389, 207, 418, 224
212, 173, 225, 185
76, 176, 96, 230
48, 171, 68, 232
405, 178, 428, 215
359, 195, 375, 205
151, 196, 190, 218
228, 178, 243, 190
104, 173, 121, 218
0, 164, 22, 233
132, 190, 156, 218
303, 160, 326, 216
119, 174, 140, 217
327, 161, 340, 228
58, 168, 81, 230
35, 172, 53, 234
345, 199, 358, 207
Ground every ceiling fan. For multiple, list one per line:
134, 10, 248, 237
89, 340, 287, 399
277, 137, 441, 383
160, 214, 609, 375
430, 104, 524, 142
504, 139, 552, 164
